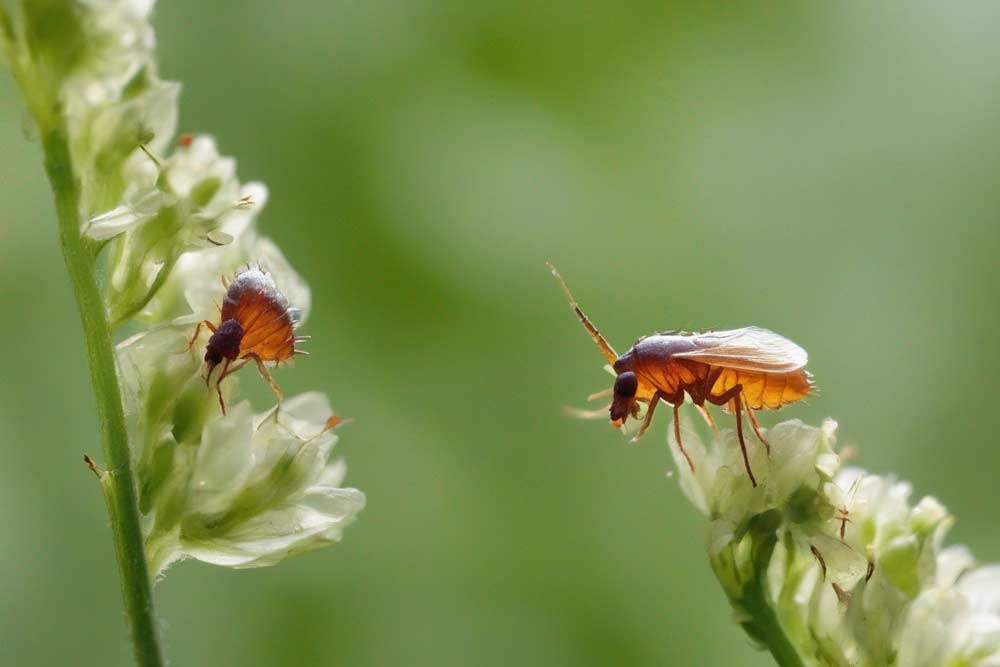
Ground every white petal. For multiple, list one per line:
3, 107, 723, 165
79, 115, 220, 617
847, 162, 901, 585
959, 567, 1000, 614
766, 419, 823, 500
182, 488, 364, 569
274, 392, 336, 438
810, 533, 869, 589
911, 496, 949, 534
938, 545, 977, 588
667, 417, 708, 514
255, 237, 312, 325
83, 189, 165, 240
187, 402, 256, 515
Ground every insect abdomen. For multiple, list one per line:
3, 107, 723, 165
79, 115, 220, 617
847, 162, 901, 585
711, 368, 811, 409
634, 358, 710, 397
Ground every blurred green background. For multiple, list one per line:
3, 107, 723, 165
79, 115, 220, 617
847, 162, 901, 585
2, 1, 1000, 665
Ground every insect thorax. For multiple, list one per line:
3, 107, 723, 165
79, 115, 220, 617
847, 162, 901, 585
629, 335, 700, 364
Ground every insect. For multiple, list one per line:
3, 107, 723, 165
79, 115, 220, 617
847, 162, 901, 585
548, 263, 812, 487
833, 475, 862, 541
188, 265, 309, 414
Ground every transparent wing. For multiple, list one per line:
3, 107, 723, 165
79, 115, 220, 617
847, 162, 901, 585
671, 326, 807, 373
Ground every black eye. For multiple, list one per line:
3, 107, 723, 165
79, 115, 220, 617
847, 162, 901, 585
614, 371, 638, 398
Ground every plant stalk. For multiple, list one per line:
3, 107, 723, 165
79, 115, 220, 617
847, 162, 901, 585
712, 521, 808, 667
42, 126, 165, 667
741, 532, 808, 667
740, 569, 808, 667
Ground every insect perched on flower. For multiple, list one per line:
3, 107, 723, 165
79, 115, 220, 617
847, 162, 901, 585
832, 474, 862, 541
548, 263, 813, 487
188, 265, 309, 413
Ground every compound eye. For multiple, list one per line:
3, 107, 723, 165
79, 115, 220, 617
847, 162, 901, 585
614, 371, 638, 398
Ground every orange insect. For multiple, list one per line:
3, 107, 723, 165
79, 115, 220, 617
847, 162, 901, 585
548, 263, 812, 487
188, 265, 309, 414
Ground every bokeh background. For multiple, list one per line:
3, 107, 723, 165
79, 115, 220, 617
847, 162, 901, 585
2, 2, 1000, 665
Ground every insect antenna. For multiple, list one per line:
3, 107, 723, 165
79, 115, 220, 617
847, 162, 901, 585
546, 262, 618, 364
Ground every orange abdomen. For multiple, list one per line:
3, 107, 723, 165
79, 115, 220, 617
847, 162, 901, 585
634, 359, 710, 399
711, 367, 812, 410
635, 358, 811, 410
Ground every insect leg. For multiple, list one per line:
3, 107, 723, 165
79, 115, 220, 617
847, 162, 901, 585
744, 400, 771, 454
707, 384, 757, 487
186, 320, 218, 351
587, 387, 614, 402
732, 392, 756, 487
217, 359, 249, 382
696, 405, 719, 436
630, 392, 663, 443
214, 358, 232, 415
563, 404, 612, 420
244, 352, 284, 403
693, 368, 722, 435
673, 404, 695, 473
212, 358, 251, 416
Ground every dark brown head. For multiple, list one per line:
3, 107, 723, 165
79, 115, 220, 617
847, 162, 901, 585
609, 371, 640, 427
205, 319, 244, 368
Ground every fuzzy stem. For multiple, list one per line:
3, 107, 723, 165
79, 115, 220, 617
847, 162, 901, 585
42, 126, 165, 667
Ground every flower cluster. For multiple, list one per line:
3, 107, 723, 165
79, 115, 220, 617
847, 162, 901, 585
2, 0, 364, 576
670, 416, 1000, 666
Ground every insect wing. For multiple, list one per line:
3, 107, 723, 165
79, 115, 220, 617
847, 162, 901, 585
671, 326, 807, 373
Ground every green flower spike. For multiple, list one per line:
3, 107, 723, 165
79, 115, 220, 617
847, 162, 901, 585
1, 2, 365, 664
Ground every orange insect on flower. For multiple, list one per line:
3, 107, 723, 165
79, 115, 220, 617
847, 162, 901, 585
548, 263, 813, 487
188, 265, 309, 414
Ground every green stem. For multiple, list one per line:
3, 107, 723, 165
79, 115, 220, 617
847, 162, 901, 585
739, 527, 807, 667
42, 127, 165, 667
740, 569, 808, 667
712, 515, 808, 667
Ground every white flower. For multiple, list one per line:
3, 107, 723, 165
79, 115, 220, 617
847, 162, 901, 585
671, 416, 1000, 666
145, 394, 365, 574
7, 0, 363, 585
70, 74, 180, 217
62, 0, 158, 110
894, 559, 1000, 667
898, 585, 1000, 667
670, 415, 839, 531
117, 325, 363, 576
94, 135, 270, 324
139, 230, 306, 329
